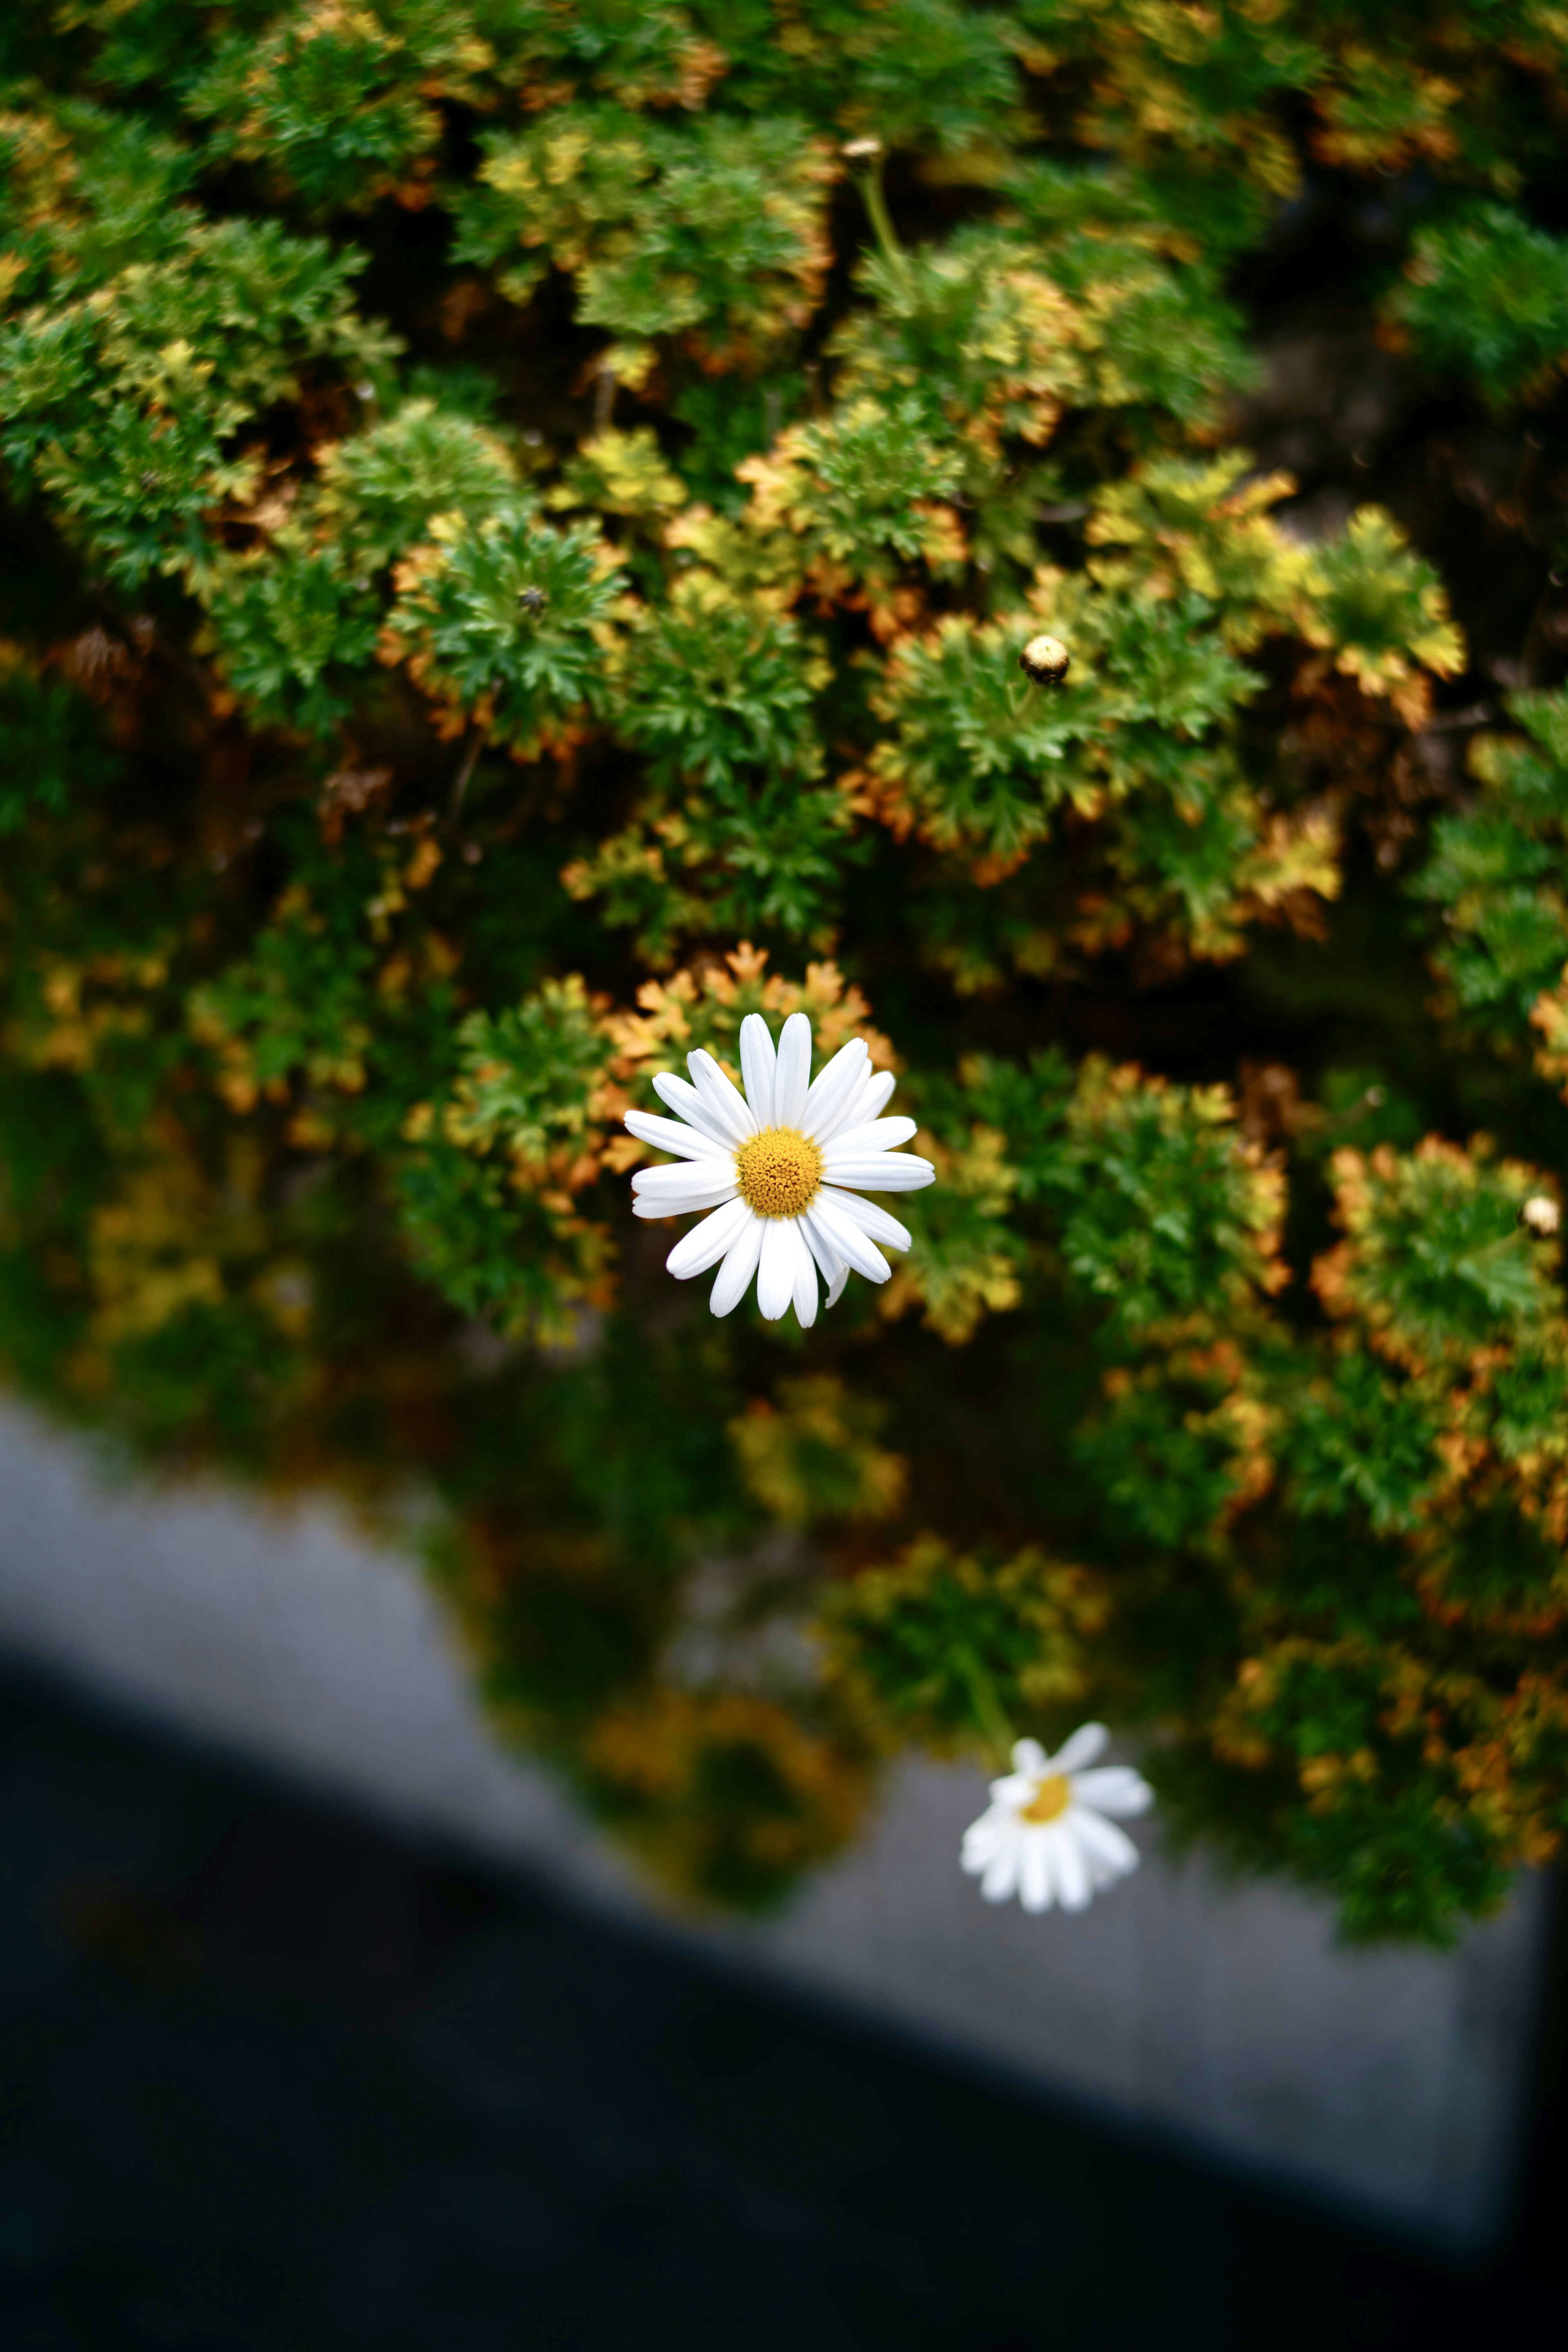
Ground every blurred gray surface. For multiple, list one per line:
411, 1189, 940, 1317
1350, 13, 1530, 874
0, 1397, 1544, 2247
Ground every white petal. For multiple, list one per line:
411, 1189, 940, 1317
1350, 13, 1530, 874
623, 1109, 729, 1162
1049, 1722, 1110, 1776
820, 1154, 935, 1193
1071, 1764, 1153, 1817
633, 1190, 737, 1221
633, 1185, 738, 1219
687, 1048, 757, 1143
773, 1011, 812, 1129
1052, 1826, 1092, 1912
800, 1214, 852, 1308
799, 1215, 842, 1285
817, 1187, 911, 1253
631, 1161, 735, 1197
738, 1012, 776, 1127
666, 1196, 752, 1278
1084, 1845, 1120, 1892
1010, 1739, 1049, 1778
799, 1038, 868, 1140
990, 1776, 1037, 1812
961, 1816, 1008, 1868
980, 1842, 1020, 1903
755, 1218, 798, 1321
792, 1228, 819, 1328
823, 1116, 917, 1157
818, 1065, 896, 1144
652, 1071, 735, 1146
1071, 1807, 1140, 1877
804, 1196, 889, 1285
709, 1213, 764, 1316
1019, 1833, 1051, 1914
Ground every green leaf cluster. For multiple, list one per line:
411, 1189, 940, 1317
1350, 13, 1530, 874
1413, 688, 1568, 1051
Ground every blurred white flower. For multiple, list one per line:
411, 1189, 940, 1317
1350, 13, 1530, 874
624, 1010, 935, 1328
960, 1726, 1152, 1915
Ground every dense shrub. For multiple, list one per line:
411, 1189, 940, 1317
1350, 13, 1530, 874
6, 0, 1568, 1934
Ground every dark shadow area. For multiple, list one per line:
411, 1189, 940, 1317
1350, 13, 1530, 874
0, 1656, 1559, 2352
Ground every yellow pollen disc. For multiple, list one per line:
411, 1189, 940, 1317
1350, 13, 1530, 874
734, 1125, 824, 1220
1020, 1774, 1071, 1824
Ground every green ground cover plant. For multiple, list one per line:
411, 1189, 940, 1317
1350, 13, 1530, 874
6, 0, 1568, 1937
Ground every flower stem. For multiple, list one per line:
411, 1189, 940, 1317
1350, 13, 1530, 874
855, 158, 911, 293
955, 1644, 1014, 1771
448, 726, 484, 831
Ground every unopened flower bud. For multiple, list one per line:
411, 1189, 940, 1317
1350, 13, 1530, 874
519, 585, 548, 615
1019, 633, 1070, 687
1519, 1194, 1560, 1237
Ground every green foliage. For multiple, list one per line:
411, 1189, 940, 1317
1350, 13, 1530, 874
1298, 508, 1463, 717
862, 574, 1272, 886
0, 650, 119, 832
384, 504, 625, 754
0, 196, 393, 587
864, 611, 1092, 865
203, 537, 381, 735
396, 1133, 607, 1341
741, 394, 967, 592
1047, 1061, 1285, 1341
579, 1686, 869, 1913
830, 234, 1093, 464
566, 572, 848, 953
822, 1537, 1108, 1756
1392, 207, 1568, 408
611, 572, 827, 793
809, 0, 1019, 150
446, 976, 612, 1162
456, 106, 834, 364
6, 0, 1568, 1941
1315, 1140, 1555, 1368
187, 0, 486, 213
0, 99, 196, 295
1283, 1347, 1444, 1537
190, 874, 380, 1103
1413, 688, 1568, 1046
319, 399, 521, 569
729, 1374, 906, 1525
1074, 1350, 1265, 1551
394, 977, 616, 1339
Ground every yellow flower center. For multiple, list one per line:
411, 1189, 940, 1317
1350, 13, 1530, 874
734, 1125, 824, 1219
1020, 1773, 1071, 1824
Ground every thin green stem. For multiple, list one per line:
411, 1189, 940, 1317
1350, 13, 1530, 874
858, 160, 910, 292
447, 725, 484, 831
954, 1644, 1015, 1772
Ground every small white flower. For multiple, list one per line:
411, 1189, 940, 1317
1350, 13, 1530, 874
624, 1010, 935, 1328
960, 1726, 1152, 1915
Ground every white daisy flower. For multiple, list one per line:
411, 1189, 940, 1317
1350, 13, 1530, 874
624, 1010, 935, 1328
960, 1726, 1153, 1915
